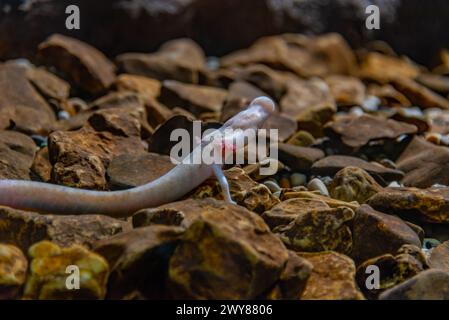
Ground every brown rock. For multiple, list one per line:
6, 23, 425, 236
324, 114, 417, 149
26, 67, 70, 102
0, 206, 129, 252
262, 112, 298, 142
49, 106, 146, 190
265, 251, 313, 300
94, 225, 184, 299
262, 197, 330, 229
356, 245, 427, 299
117, 38, 206, 84
144, 98, 173, 129
392, 77, 449, 110
416, 73, 449, 95
325, 75, 365, 106
278, 143, 325, 172
0, 244, 28, 299
368, 187, 449, 224
115, 74, 161, 102
328, 167, 383, 204
429, 241, 449, 273
148, 114, 220, 156
160, 80, 227, 116
359, 52, 420, 83
165, 198, 288, 299
31, 147, 52, 182
274, 207, 355, 255
396, 136, 449, 188
0, 130, 36, 180
286, 130, 316, 147
107, 153, 175, 190
234, 64, 296, 100
37, 34, 116, 95
379, 269, 449, 300
298, 251, 364, 300
352, 205, 422, 264
280, 190, 359, 211
312, 155, 404, 183
367, 83, 412, 108
280, 78, 336, 137
191, 167, 280, 214
0, 63, 55, 135
23, 241, 109, 300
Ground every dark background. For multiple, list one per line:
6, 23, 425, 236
0, 0, 448, 66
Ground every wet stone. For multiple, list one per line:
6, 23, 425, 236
37, 34, 116, 95
0, 130, 36, 180
0, 244, 28, 299
429, 241, 449, 273
23, 241, 109, 300
298, 251, 364, 300
352, 205, 422, 264
0, 206, 129, 252
278, 143, 325, 172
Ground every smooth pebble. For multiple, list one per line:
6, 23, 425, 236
307, 178, 329, 196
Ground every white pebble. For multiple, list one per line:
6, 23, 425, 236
388, 181, 401, 188
58, 110, 70, 120
362, 96, 381, 112
273, 191, 281, 198
307, 178, 329, 196
290, 173, 307, 187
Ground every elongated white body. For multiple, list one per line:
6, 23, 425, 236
0, 97, 275, 217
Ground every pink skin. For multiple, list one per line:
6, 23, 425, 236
0, 97, 275, 218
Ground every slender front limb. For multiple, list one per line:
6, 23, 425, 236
212, 164, 236, 205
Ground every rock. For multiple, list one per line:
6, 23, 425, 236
324, 114, 417, 149
358, 52, 420, 83
368, 187, 449, 224
243, 158, 284, 181
144, 99, 174, 129
233, 64, 296, 100
191, 167, 280, 213
115, 74, 161, 102
396, 136, 449, 188
0, 244, 28, 299
37, 34, 116, 95
286, 131, 316, 147
429, 241, 449, 273
274, 207, 355, 255
23, 241, 109, 299
31, 147, 52, 182
325, 75, 365, 106
416, 73, 449, 95
0, 206, 129, 252
391, 77, 449, 110
49, 106, 146, 190
117, 38, 206, 84
352, 205, 422, 264
221, 33, 355, 78
356, 245, 427, 299
0, 63, 55, 135
165, 198, 289, 299
379, 269, 449, 300
278, 143, 325, 172
107, 153, 175, 190
290, 173, 307, 187
298, 251, 364, 300
262, 112, 298, 142
148, 114, 220, 156
328, 167, 383, 204
307, 178, 329, 197
0, 130, 37, 180
263, 181, 281, 193
367, 83, 412, 108
261, 197, 331, 229
312, 155, 404, 183
280, 190, 359, 211
264, 251, 313, 300
26, 67, 70, 103
159, 80, 227, 116
94, 225, 184, 299
280, 78, 336, 137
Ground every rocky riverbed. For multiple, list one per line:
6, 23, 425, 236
1, 32, 449, 300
